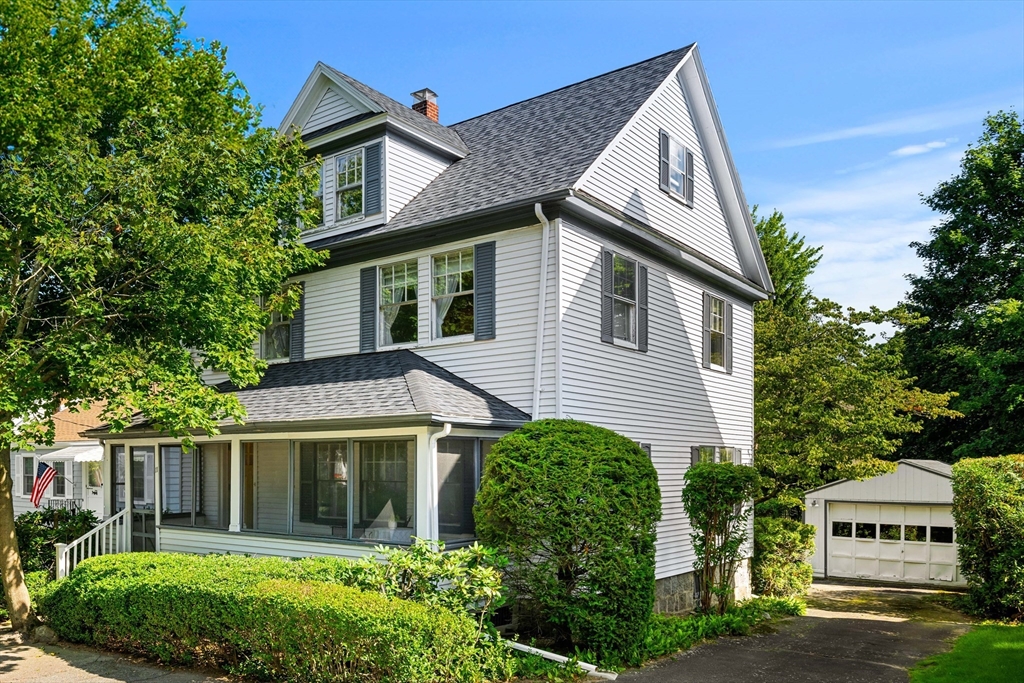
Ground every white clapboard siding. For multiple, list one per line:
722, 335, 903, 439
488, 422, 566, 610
806, 463, 953, 505
158, 526, 374, 561
578, 72, 742, 273
302, 224, 555, 416
559, 218, 754, 579
385, 135, 451, 221
255, 441, 290, 534
304, 87, 361, 133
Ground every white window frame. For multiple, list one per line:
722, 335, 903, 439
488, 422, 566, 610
430, 247, 475, 341
666, 134, 695, 207
49, 459, 72, 499
378, 259, 420, 348
706, 293, 727, 371
611, 253, 638, 345
260, 307, 291, 364
20, 455, 34, 498
335, 148, 364, 222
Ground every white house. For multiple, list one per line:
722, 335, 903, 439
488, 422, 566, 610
76, 44, 774, 612
804, 460, 965, 586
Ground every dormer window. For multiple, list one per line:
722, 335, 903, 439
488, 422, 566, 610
336, 149, 364, 219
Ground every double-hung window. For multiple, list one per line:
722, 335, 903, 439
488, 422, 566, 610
51, 461, 67, 497
22, 456, 34, 496
432, 248, 474, 338
659, 130, 695, 206
612, 254, 638, 343
379, 260, 418, 345
336, 149, 364, 220
261, 309, 290, 361
702, 292, 732, 372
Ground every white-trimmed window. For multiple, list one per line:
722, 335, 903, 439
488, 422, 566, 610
432, 248, 474, 339
50, 460, 69, 498
261, 309, 290, 362
336, 149, 364, 220
659, 130, 694, 206
702, 292, 732, 372
612, 254, 637, 343
21, 455, 34, 497
380, 260, 419, 346
691, 446, 742, 465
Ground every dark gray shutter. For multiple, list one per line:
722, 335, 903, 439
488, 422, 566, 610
363, 142, 382, 215
359, 266, 376, 352
601, 249, 614, 343
690, 446, 700, 466
638, 442, 652, 459
289, 282, 305, 362
637, 264, 649, 353
725, 301, 734, 374
684, 150, 695, 206
702, 292, 712, 369
659, 130, 670, 192
474, 241, 496, 340
299, 444, 315, 523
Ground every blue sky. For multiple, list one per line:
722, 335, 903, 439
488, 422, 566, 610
174, 1, 1023, 313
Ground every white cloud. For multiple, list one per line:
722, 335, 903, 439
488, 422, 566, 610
890, 139, 951, 157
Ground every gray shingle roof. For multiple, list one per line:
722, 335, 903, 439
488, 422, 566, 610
322, 65, 469, 155
101, 350, 529, 434
901, 459, 953, 478
319, 45, 693, 244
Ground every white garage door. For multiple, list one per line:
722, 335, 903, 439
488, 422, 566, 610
827, 503, 963, 585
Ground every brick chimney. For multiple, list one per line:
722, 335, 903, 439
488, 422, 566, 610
411, 88, 439, 122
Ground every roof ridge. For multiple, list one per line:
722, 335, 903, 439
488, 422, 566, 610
450, 44, 694, 127
395, 350, 431, 413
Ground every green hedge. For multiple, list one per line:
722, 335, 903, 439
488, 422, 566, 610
951, 455, 1024, 618
752, 517, 815, 598
475, 419, 662, 663
42, 553, 512, 682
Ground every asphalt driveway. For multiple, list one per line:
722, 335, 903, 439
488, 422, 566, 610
623, 582, 972, 683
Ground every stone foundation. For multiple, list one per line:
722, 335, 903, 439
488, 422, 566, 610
655, 558, 753, 615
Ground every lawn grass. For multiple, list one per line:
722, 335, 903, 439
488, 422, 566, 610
911, 624, 1024, 683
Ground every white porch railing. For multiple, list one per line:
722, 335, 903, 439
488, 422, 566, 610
55, 508, 130, 579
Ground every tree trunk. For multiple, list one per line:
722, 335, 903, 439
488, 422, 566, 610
0, 442, 36, 631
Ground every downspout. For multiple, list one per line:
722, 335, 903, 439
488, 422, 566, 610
427, 422, 452, 542
532, 204, 552, 420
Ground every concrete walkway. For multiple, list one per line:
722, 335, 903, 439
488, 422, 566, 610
0, 631, 225, 683
622, 582, 971, 683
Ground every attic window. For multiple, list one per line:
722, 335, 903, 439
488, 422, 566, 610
336, 149, 364, 219
659, 130, 694, 207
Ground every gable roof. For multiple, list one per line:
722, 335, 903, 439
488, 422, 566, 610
91, 351, 529, 436
804, 459, 952, 496
51, 402, 107, 442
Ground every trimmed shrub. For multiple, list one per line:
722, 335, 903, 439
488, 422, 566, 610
681, 462, 759, 614
42, 552, 514, 682
752, 517, 815, 598
951, 454, 1024, 618
15, 508, 98, 575
474, 419, 662, 662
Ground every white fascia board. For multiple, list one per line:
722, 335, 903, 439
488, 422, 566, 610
385, 119, 467, 160
679, 50, 774, 293
278, 62, 381, 135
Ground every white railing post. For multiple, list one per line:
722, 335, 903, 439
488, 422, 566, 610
55, 542, 68, 580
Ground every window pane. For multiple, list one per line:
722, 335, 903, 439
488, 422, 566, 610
380, 261, 418, 345
668, 138, 685, 196
930, 526, 954, 544
383, 303, 418, 344
354, 441, 413, 544
613, 255, 636, 300
613, 299, 633, 342
337, 187, 363, 218
87, 461, 103, 488
161, 445, 193, 527
438, 438, 477, 542
832, 521, 853, 537
709, 330, 726, 367
880, 523, 902, 541
52, 461, 66, 497
904, 524, 927, 542
719, 447, 736, 464
698, 445, 716, 463
710, 297, 725, 333
113, 446, 125, 512
195, 444, 231, 529
131, 447, 153, 508
263, 321, 290, 360
316, 442, 348, 524
437, 293, 474, 338
855, 522, 877, 539
23, 457, 34, 496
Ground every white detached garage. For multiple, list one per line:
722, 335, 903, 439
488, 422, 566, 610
804, 460, 965, 586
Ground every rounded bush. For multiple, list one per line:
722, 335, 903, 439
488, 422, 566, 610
752, 517, 814, 598
474, 419, 662, 661
951, 454, 1024, 618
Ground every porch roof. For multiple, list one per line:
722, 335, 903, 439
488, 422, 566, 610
90, 350, 531, 437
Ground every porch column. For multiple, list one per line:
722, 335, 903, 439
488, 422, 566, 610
123, 443, 132, 540
228, 437, 242, 532
415, 428, 435, 542
153, 445, 162, 551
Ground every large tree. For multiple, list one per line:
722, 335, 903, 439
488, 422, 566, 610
899, 112, 1024, 463
752, 210, 956, 515
0, 0, 321, 629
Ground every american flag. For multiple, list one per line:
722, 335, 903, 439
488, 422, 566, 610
30, 461, 57, 507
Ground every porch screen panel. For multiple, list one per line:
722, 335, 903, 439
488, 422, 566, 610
112, 446, 125, 513
437, 438, 476, 542
197, 444, 230, 529
353, 440, 413, 543
160, 446, 194, 527
254, 442, 289, 533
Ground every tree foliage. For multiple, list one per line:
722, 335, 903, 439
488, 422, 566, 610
751, 516, 814, 598
752, 211, 957, 514
899, 112, 1024, 462
0, 0, 321, 628
474, 419, 662, 662
680, 462, 758, 615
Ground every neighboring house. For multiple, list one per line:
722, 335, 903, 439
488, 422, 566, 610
13, 402, 107, 519
83, 44, 773, 611
804, 460, 966, 586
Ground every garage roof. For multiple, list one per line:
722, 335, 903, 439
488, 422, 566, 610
805, 459, 951, 496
